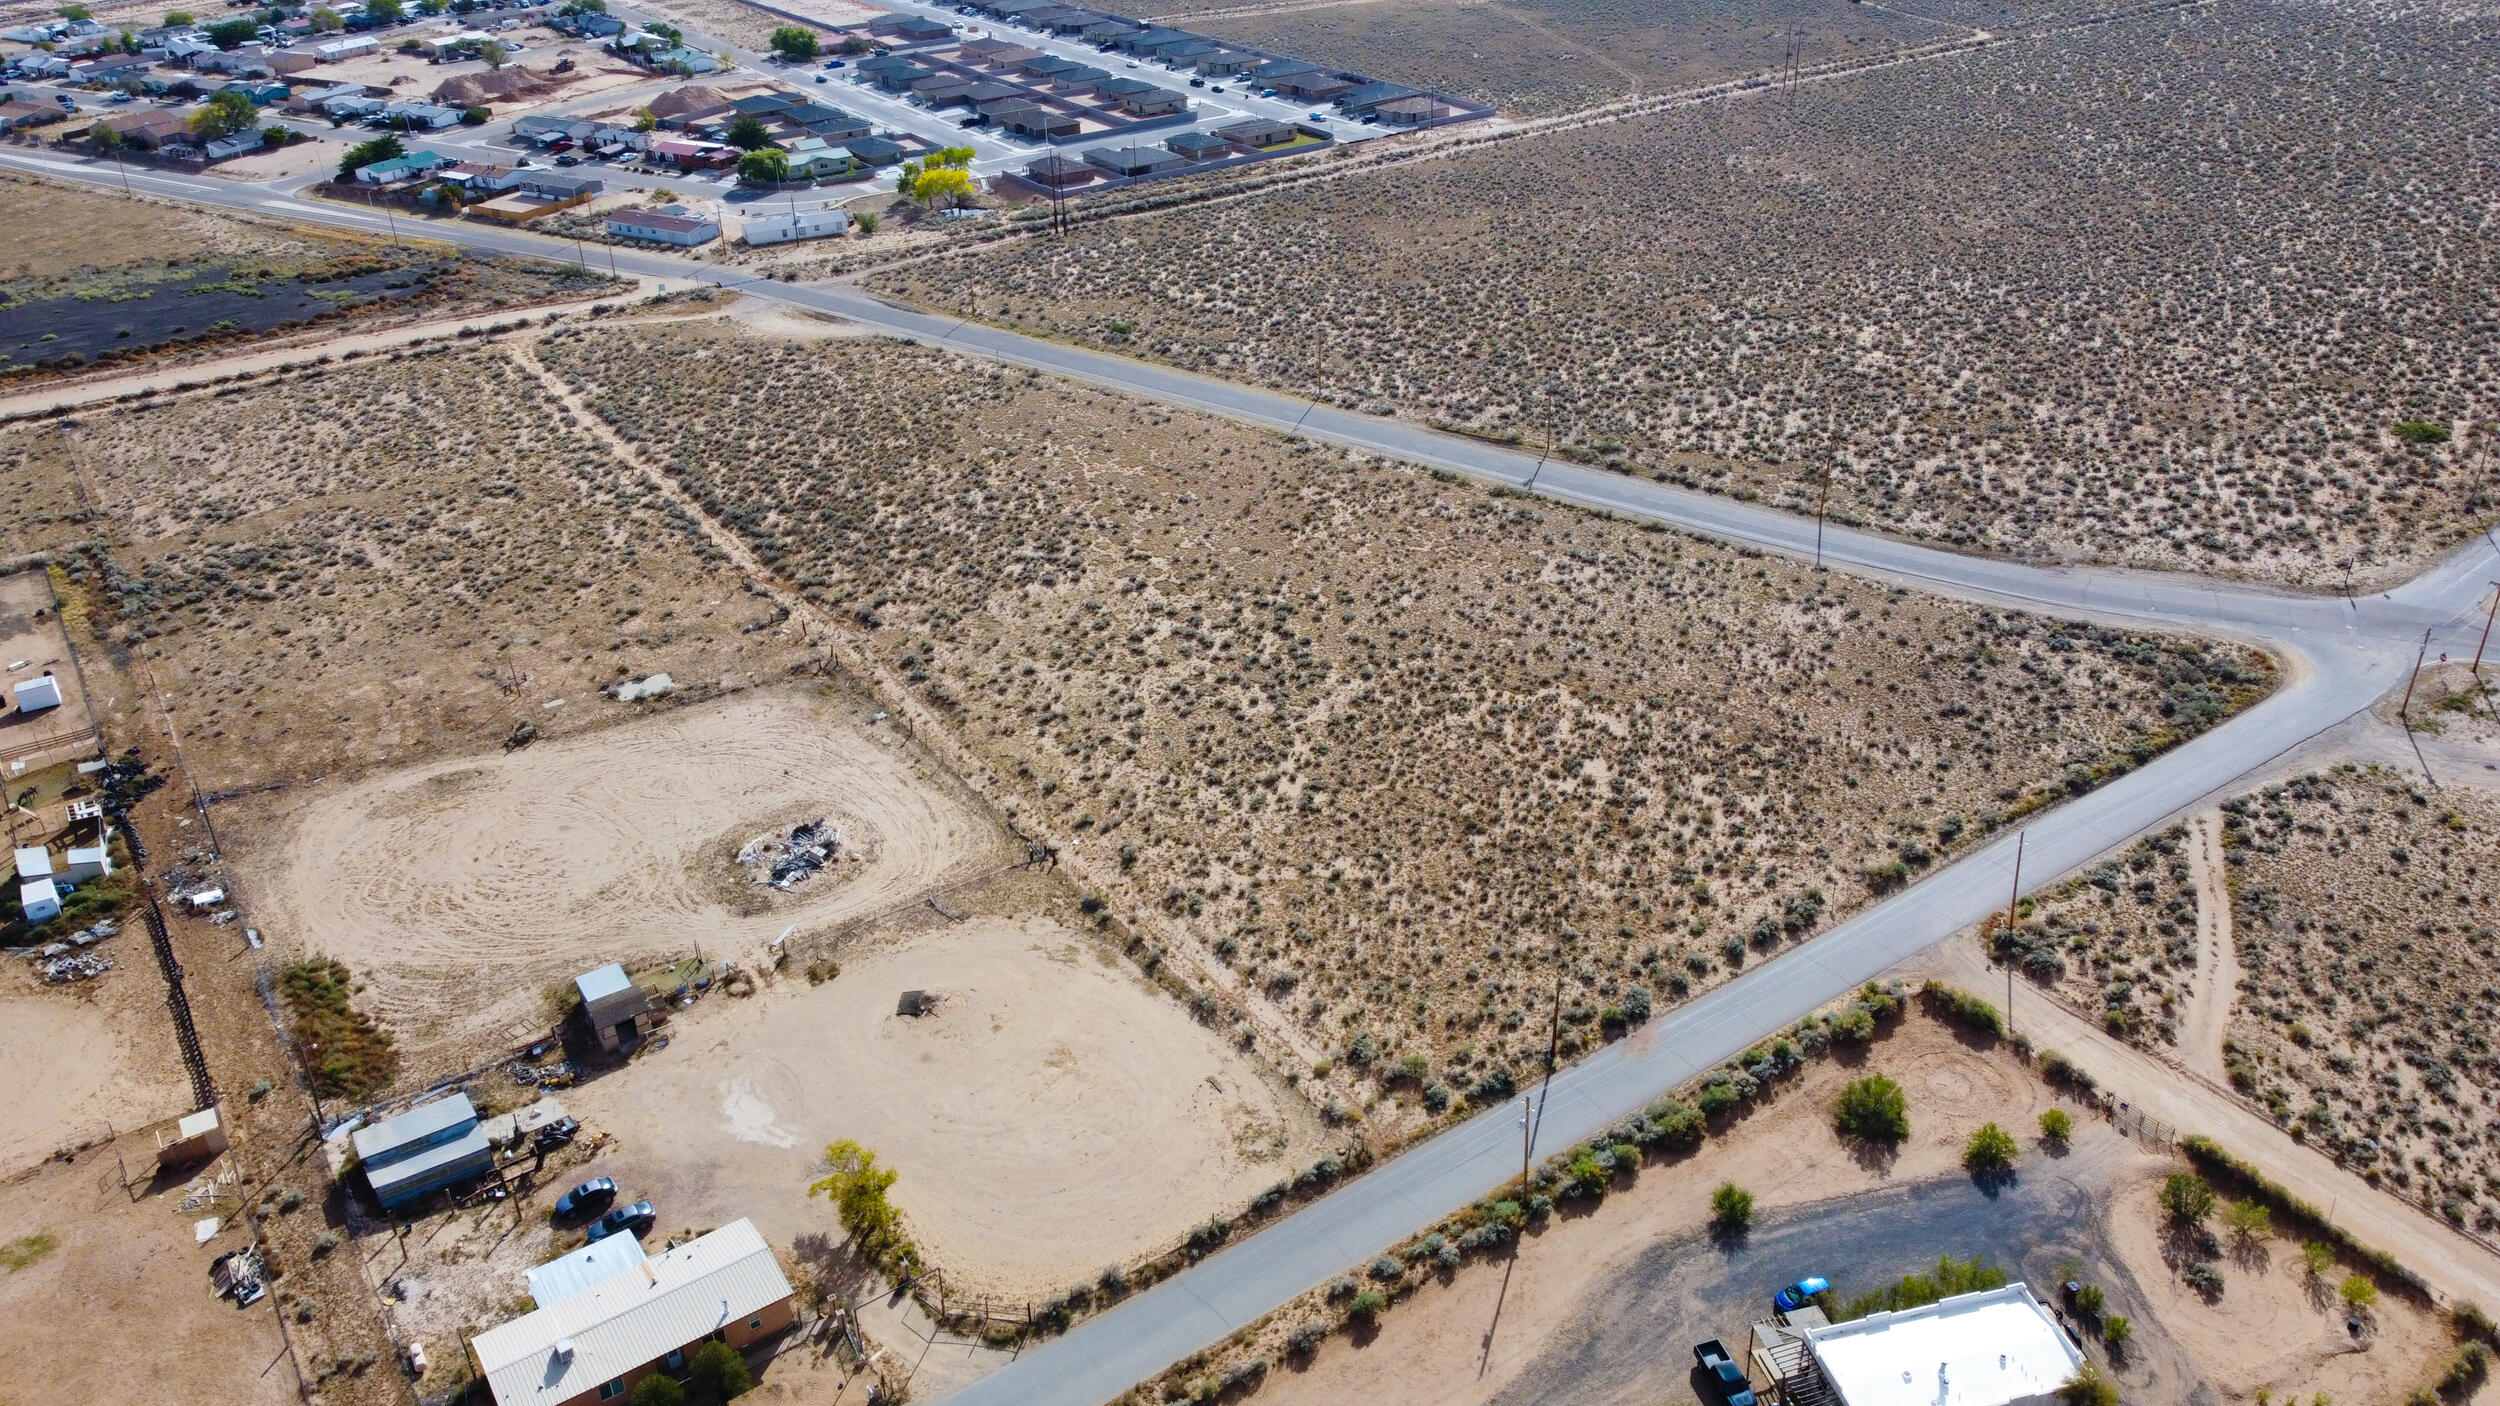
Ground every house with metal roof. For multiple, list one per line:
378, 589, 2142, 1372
471, 1219, 796, 1406
353, 1093, 493, 1210
524, 1233, 650, 1309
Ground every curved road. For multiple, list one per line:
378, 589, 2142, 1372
7, 148, 2497, 1404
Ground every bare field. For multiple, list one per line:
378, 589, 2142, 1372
1193, 0, 1938, 116
235, 686, 1009, 1078
536, 318, 2270, 1119
5, 335, 818, 789
564, 908, 1329, 1297
0, 992, 188, 1171
877, 0, 2497, 587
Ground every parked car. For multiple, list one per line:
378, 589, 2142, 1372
1772, 1276, 1830, 1313
1308, 110, 1331, 121
1188, 77, 1203, 87
1210, 85, 1224, 92
823, 58, 845, 67
553, 1177, 615, 1219
554, 152, 580, 165
586, 1200, 656, 1242
1692, 1340, 1758, 1406
957, 114, 984, 127
814, 73, 826, 83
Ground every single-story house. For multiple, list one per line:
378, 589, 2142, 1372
973, 43, 1043, 69
1248, 58, 1318, 87
418, 29, 496, 57
606, 207, 720, 247
865, 14, 952, 43
201, 131, 264, 162
658, 46, 719, 74
524, 1233, 649, 1309
1165, 130, 1229, 161
287, 83, 366, 114
516, 171, 602, 200
727, 92, 800, 117
741, 205, 851, 245
778, 136, 855, 179
219, 79, 290, 105
440, 161, 526, 193
1079, 18, 1141, 43
19, 878, 61, 925
356, 149, 455, 182
1039, 8, 1111, 35
909, 76, 977, 105
1190, 48, 1260, 76
1113, 26, 1193, 56
649, 137, 735, 170
323, 94, 389, 120
471, 1221, 795, 1406
269, 50, 320, 74
353, 1093, 494, 1211
375, 101, 463, 129
856, 55, 928, 90
842, 135, 907, 166
1213, 116, 1298, 149
994, 103, 1079, 139
191, 48, 274, 78
1372, 94, 1457, 126
9, 54, 72, 79
1015, 54, 1083, 81
313, 35, 378, 61
68, 52, 154, 83
90, 110, 191, 151
1085, 142, 1185, 177
1022, 152, 1091, 187
1335, 79, 1421, 115
983, 0, 1058, 18
1272, 68, 1356, 100
782, 101, 869, 140
1097, 78, 1184, 116
1048, 64, 1109, 93
0, 101, 63, 132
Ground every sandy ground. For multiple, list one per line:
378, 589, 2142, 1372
1255, 1014, 2452, 1406
561, 913, 1330, 1299
0, 991, 189, 1170
203, 138, 340, 183
2179, 810, 2236, 1085
0, 568, 95, 772
0, 1130, 294, 1406
238, 687, 1010, 1077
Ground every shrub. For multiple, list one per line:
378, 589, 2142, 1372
1964, 1122, 2018, 1175
2180, 1260, 2224, 1294
1346, 1289, 1386, 1321
2340, 1274, 2378, 1310
1285, 1320, 1327, 1355
2058, 1364, 2120, 1406
2392, 420, 2451, 445
1921, 980, 2005, 1036
1829, 1005, 1877, 1043
280, 958, 398, 1098
2160, 1173, 2216, 1225
629, 1374, 685, 1406
1641, 1099, 1706, 1151
1835, 1254, 2006, 1320
688, 1341, 751, 1400
2302, 1241, 2335, 1277
2038, 1049, 2095, 1092
1834, 1075, 1910, 1145
2073, 1284, 2104, 1317
1367, 1255, 1402, 1282
2224, 1199, 2273, 1243
1622, 986, 1653, 1023
1698, 1081, 1742, 1117
2101, 1314, 2131, 1350
1420, 1079, 1452, 1113
1710, 1182, 1754, 1232
2039, 1108, 2073, 1144
807, 1140, 915, 1276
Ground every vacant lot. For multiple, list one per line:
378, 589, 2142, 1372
536, 318, 2269, 1112
1195, 0, 1938, 117
0, 992, 189, 1171
7, 336, 818, 788
879, 1, 2495, 587
2209, 765, 2500, 1238
237, 686, 1008, 1079
563, 906, 1329, 1298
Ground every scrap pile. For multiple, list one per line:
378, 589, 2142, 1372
738, 818, 839, 890
37, 951, 112, 982
210, 1246, 266, 1307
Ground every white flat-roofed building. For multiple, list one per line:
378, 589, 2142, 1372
1803, 1284, 2082, 1406
13, 674, 61, 713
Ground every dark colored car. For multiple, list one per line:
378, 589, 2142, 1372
586, 1200, 656, 1242
553, 1177, 615, 1219
1693, 1340, 1757, 1406
1773, 1276, 1830, 1312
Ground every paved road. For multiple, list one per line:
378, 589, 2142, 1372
5, 148, 2496, 1405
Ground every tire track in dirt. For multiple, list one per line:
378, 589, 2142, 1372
2180, 809, 2239, 1084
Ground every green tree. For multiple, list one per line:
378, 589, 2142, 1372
366, 0, 404, 21
309, 6, 342, 31
855, 210, 878, 234
337, 132, 405, 178
724, 113, 772, 150
90, 121, 125, 159
460, 105, 489, 125
2101, 1314, 2131, 1350
2301, 1241, 2335, 1278
2159, 1173, 2216, 1226
737, 147, 788, 185
1963, 1122, 2018, 1176
631, 106, 656, 132
1834, 1074, 1909, 1145
767, 24, 817, 60
2339, 1274, 2378, 1311
206, 16, 258, 47
807, 1140, 911, 1268
559, 0, 605, 13
2038, 1108, 2073, 1145
161, 9, 195, 23
415, 0, 444, 13
2223, 1199, 2272, 1244
687, 1341, 752, 1400
189, 88, 259, 139
933, 143, 974, 169
1709, 1181, 1754, 1232
628, 1373, 685, 1406
478, 38, 508, 68
641, 21, 680, 44
58, 4, 93, 18
2392, 420, 2451, 445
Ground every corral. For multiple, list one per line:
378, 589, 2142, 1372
236, 687, 1011, 1079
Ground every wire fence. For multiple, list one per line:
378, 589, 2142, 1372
2105, 1098, 2176, 1151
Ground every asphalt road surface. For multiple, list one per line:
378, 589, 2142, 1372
5, 148, 2494, 1405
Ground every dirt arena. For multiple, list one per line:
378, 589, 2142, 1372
233, 688, 1011, 1078
0, 995, 189, 1172
561, 914, 1330, 1298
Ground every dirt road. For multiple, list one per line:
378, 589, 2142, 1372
2180, 810, 2239, 1084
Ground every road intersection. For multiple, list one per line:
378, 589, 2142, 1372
4, 146, 2494, 1405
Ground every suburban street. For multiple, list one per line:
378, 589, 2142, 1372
3, 145, 2496, 1406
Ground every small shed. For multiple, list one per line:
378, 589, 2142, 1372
157, 1106, 230, 1168
14, 846, 52, 882
13, 674, 62, 713
19, 877, 60, 924
575, 963, 654, 1050
62, 844, 111, 883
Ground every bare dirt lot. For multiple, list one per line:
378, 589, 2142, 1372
1239, 1013, 2457, 1406
0, 1133, 295, 1406
536, 315, 2271, 1121
0, 992, 187, 1170
237, 685, 1010, 1080
561, 906, 1330, 1298
877, 0, 2496, 588
1193, 0, 1940, 116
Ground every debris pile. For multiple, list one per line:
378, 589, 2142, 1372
37, 952, 112, 982
737, 818, 839, 890
210, 1246, 266, 1307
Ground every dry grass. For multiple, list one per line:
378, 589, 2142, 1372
535, 318, 2269, 1114
1995, 823, 2200, 1049
2213, 765, 2500, 1237
4, 331, 816, 788
876, 1, 2496, 587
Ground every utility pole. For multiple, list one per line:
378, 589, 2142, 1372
2003, 831, 2023, 1035
1813, 455, 1833, 569
2400, 626, 2439, 791
2471, 582, 2500, 684
2341, 555, 2356, 610
1529, 970, 1563, 1170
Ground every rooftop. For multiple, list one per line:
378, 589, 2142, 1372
352, 1093, 478, 1165
575, 964, 634, 1004
1807, 1284, 2083, 1406
525, 1232, 650, 1308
